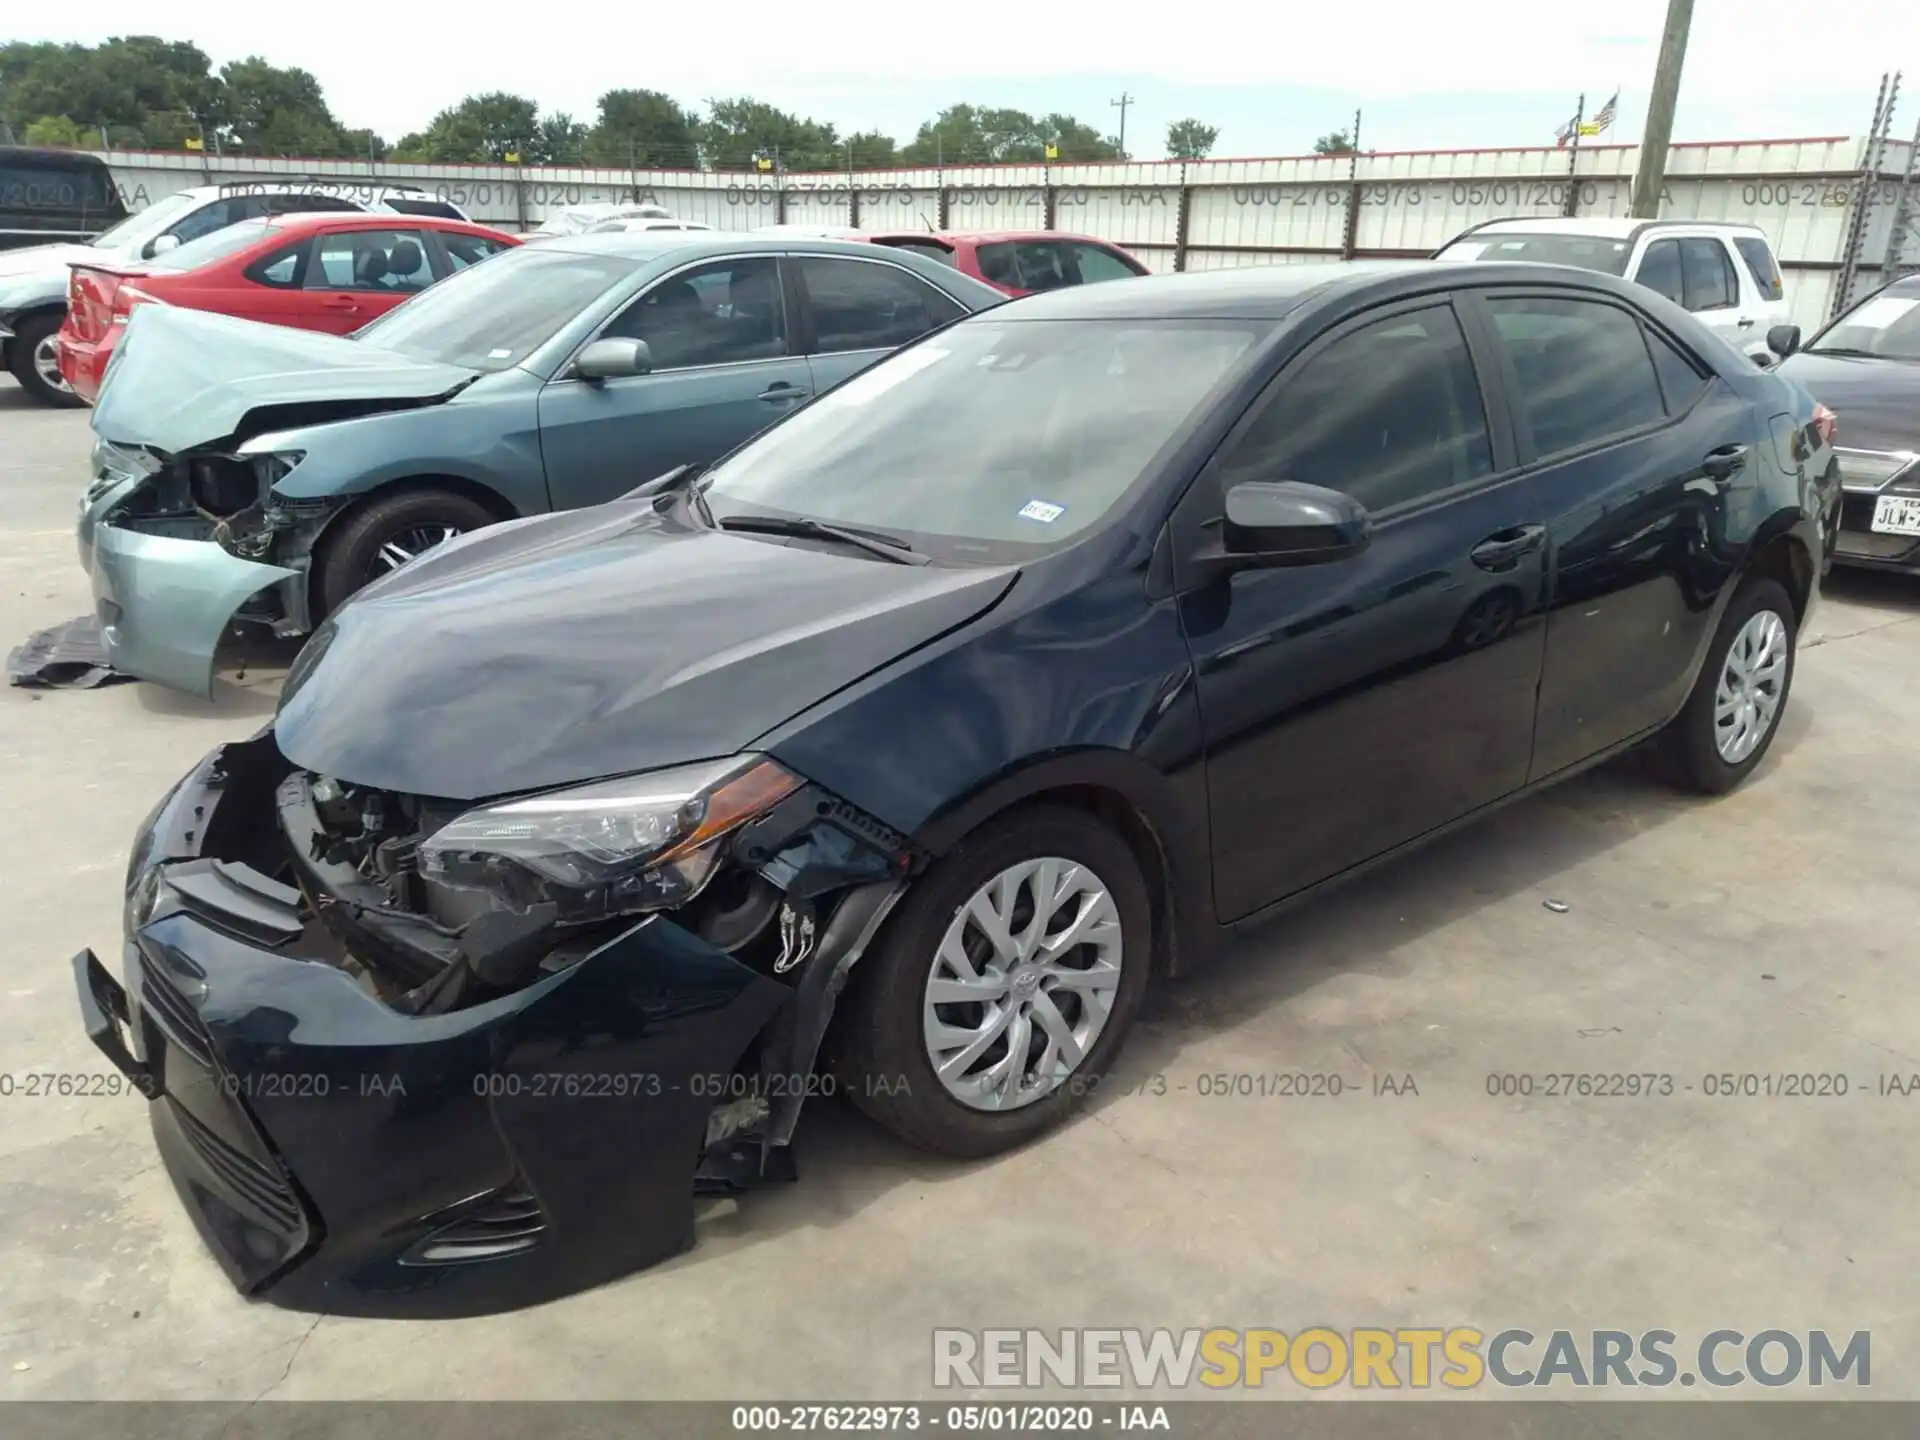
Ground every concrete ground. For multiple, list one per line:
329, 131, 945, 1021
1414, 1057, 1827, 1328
2, 373, 1917, 1403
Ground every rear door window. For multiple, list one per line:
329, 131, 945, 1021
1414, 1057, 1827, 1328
794, 256, 965, 354
976, 239, 1078, 291
1677, 238, 1737, 312
1733, 236, 1785, 301
1486, 294, 1667, 456
1071, 242, 1145, 282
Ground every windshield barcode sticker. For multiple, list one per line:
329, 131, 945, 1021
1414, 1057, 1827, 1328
1019, 500, 1066, 523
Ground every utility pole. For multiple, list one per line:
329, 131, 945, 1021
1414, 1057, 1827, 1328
1629, 0, 1695, 218
1111, 92, 1134, 158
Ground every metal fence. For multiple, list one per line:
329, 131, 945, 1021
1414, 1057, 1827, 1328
98, 134, 1920, 328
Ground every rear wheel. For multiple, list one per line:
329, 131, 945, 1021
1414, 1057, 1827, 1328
1654, 575, 1796, 794
314, 487, 497, 618
838, 805, 1153, 1158
8, 313, 84, 408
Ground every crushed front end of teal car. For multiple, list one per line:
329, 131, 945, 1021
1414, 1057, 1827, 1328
75, 308, 482, 694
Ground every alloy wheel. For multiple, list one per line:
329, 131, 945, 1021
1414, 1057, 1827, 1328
1713, 608, 1788, 765
370, 524, 462, 578
922, 856, 1125, 1112
33, 333, 72, 395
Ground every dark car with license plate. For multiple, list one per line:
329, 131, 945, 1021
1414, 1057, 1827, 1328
1777, 274, 1920, 573
76, 259, 1836, 1318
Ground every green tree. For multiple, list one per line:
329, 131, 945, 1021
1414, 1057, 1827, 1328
537, 112, 590, 165
699, 97, 840, 171
1165, 118, 1218, 161
22, 114, 84, 147
218, 57, 346, 155
900, 104, 1118, 165
1313, 130, 1354, 155
588, 88, 701, 169
1, 37, 223, 148
844, 129, 899, 168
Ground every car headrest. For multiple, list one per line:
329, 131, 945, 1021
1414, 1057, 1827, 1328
386, 239, 423, 275
353, 247, 389, 284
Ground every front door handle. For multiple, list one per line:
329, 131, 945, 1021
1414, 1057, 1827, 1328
1470, 523, 1547, 572
1737, 317, 1756, 328
321, 295, 360, 312
1701, 444, 1748, 482
759, 382, 809, 403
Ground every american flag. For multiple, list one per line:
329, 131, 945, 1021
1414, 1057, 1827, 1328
1589, 91, 1619, 133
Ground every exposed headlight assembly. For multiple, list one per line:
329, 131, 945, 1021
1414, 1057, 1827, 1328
418, 755, 803, 922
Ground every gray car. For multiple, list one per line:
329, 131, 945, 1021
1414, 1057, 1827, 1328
78, 232, 1006, 694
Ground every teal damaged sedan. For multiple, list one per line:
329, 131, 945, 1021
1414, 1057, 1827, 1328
77, 232, 1005, 693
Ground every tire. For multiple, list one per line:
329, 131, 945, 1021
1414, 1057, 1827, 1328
838, 804, 1154, 1159
8, 313, 85, 408
314, 487, 497, 618
1654, 575, 1796, 795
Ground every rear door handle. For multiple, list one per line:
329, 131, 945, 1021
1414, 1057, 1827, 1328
1701, 444, 1749, 482
1470, 523, 1547, 572
1737, 317, 1756, 328
321, 295, 360, 311
759, 381, 809, 403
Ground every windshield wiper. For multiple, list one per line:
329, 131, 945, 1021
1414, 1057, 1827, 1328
1805, 346, 1903, 361
717, 514, 929, 565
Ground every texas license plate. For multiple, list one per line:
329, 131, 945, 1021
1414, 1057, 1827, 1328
1871, 494, 1920, 536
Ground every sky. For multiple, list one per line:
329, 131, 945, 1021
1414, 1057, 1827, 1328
13, 4, 1920, 159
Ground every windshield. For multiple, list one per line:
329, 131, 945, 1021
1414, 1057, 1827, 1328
147, 219, 275, 270
1808, 284, 1920, 362
354, 246, 635, 371
87, 191, 201, 251
1436, 232, 1633, 275
702, 318, 1264, 560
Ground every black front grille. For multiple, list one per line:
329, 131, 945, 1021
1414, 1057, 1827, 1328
137, 952, 213, 1067
173, 1104, 304, 1232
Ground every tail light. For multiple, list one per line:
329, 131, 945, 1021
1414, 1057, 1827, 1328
111, 285, 162, 326
1812, 403, 1838, 448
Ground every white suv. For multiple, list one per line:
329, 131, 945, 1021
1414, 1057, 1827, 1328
1433, 218, 1792, 366
0, 180, 472, 405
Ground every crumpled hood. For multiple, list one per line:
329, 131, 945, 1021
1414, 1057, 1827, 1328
90, 306, 480, 456
273, 500, 1019, 801
1777, 352, 1920, 455
0, 242, 94, 285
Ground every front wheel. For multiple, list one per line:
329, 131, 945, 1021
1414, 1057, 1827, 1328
1654, 575, 1796, 794
838, 805, 1153, 1158
314, 488, 497, 619
8, 314, 85, 408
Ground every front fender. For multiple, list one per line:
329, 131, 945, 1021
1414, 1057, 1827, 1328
249, 385, 548, 514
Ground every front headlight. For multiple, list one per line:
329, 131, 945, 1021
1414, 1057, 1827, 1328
418, 755, 803, 921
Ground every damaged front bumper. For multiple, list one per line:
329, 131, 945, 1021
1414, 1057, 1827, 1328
74, 732, 911, 1318
76, 440, 310, 695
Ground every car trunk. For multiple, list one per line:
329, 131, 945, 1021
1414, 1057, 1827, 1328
67, 263, 156, 343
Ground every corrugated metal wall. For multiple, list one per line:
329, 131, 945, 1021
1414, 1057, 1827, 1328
99, 134, 1918, 327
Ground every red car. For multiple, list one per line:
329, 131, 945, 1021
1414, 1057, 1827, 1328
58, 212, 519, 404
862, 230, 1149, 296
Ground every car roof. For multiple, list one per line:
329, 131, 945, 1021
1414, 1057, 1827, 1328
255, 211, 504, 234
530, 231, 948, 262
1446, 216, 1765, 240
990, 257, 1651, 321
867, 230, 1122, 247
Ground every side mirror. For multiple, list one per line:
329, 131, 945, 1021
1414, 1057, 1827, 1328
1222, 481, 1369, 566
1766, 323, 1801, 360
573, 337, 652, 382
146, 233, 182, 258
